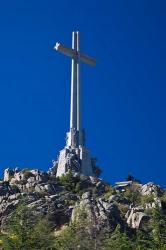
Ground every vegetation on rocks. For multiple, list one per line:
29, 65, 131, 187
0, 169, 165, 249
1, 202, 55, 250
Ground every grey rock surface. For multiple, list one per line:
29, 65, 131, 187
72, 192, 122, 232
0, 168, 165, 232
125, 206, 149, 229
141, 182, 161, 196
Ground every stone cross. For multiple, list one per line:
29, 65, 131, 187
54, 31, 96, 148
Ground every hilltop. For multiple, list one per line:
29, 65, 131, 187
0, 167, 165, 249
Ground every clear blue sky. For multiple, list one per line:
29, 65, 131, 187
0, 0, 165, 187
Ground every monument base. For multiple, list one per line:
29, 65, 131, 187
56, 145, 95, 177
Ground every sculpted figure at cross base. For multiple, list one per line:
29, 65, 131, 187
53, 31, 101, 177
66, 150, 80, 172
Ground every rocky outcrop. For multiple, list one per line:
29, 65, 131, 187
0, 167, 165, 232
125, 205, 149, 229
3, 168, 14, 182
144, 197, 162, 210
72, 191, 123, 232
108, 194, 130, 204
141, 182, 162, 196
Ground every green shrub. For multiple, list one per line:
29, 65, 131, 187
2, 202, 55, 250
15, 180, 27, 185
123, 186, 142, 205
141, 194, 155, 206
58, 171, 81, 193
65, 199, 76, 206
23, 170, 34, 180
118, 204, 129, 216
11, 185, 20, 193
160, 191, 166, 203
103, 185, 116, 200
103, 225, 134, 250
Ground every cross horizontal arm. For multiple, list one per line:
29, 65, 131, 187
80, 53, 96, 66
54, 42, 96, 66
54, 42, 75, 58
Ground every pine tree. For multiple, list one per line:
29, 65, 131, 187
134, 229, 154, 250
2, 202, 55, 250
151, 205, 166, 250
103, 225, 133, 250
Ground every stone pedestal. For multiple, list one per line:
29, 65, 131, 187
79, 147, 93, 176
56, 149, 68, 177
56, 141, 94, 177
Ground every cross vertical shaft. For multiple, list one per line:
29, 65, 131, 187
76, 32, 81, 133
54, 31, 96, 148
70, 32, 78, 130
70, 31, 82, 147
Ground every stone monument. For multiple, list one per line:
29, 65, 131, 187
53, 31, 100, 177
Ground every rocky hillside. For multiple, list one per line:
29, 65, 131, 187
0, 167, 165, 249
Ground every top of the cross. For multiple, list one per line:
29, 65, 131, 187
54, 32, 96, 66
